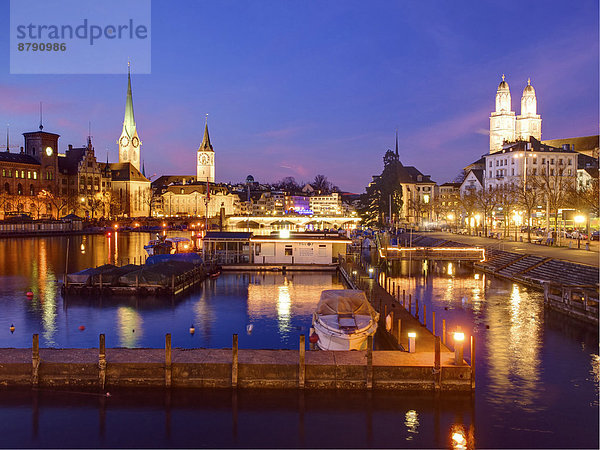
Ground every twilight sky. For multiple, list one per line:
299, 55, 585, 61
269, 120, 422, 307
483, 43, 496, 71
0, 0, 598, 192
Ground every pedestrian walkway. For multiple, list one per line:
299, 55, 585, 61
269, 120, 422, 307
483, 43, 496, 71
425, 231, 599, 268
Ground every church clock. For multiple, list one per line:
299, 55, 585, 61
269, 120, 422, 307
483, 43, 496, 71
120, 136, 129, 147
132, 137, 139, 147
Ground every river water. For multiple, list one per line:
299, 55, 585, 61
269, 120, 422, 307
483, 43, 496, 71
0, 233, 597, 449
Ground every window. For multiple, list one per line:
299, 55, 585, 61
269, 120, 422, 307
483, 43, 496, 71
532, 168, 537, 175
567, 159, 572, 165
551, 159, 554, 164
21, 170, 25, 178
2, 169, 4, 177
568, 169, 572, 175
559, 159, 563, 165
550, 168, 554, 176
496, 160, 499, 166
87, 162, 93, 168
17, 183, 23, 195
512, 168, 514, 176
33, 172, 37, 180
27, 171, 31, 179
489, 162, 492, 167
29, 184, 34, 196
542, 158, 546, 164
284, 245, 293, 256
533, 158, 537, 164
489, 171, 492, 178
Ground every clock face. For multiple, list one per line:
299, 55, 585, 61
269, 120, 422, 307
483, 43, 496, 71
200, 153, 209, 165
120, 136, 129, 147
45, 146, 53, 156
132, 137, 139, 148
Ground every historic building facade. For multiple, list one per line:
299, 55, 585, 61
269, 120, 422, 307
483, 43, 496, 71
490, 76, 541, 154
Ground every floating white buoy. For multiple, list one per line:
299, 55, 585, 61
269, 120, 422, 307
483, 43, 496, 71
246, 324, 253, 334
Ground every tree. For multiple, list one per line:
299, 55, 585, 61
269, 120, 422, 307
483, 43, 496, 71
566, 176, 599, 242
532, 164, 575, 245
312, 175, 332, 194
474, 186, 498, 236
517, 179, 542, 243
459, 190, 478, 234
358, 150, 403, 227
273, 176, 300, 192
496, 184, 519, 238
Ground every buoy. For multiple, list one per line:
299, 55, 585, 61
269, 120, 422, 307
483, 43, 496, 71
309, 333, 319, 344
189, 324, 195, 335
78, 325, 85, 331
246, 324, 253, 334
10, 324, 15, 333
26, 292, 34, 298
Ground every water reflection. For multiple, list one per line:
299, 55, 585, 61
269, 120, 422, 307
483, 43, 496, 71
117, 306, 143, 347
277, 279, 292, 333
404, 409, 419, 440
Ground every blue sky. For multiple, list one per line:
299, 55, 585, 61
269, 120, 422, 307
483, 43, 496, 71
0, 0, 598, 192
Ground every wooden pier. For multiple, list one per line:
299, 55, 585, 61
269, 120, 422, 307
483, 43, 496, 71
62, 264, 207, 297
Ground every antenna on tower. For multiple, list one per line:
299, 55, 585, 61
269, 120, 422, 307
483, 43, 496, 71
6, 124, 9, 152
88, 121, 92, 147
39, 102, 44, 131
205, 113, 208, 125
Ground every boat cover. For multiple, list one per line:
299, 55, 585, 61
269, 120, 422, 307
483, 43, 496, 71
315, 290, 378, 319
145, 253, 203, 265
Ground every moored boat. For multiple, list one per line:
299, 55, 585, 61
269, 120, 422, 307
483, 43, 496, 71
312, 289, 379, 351
144, 236, 193, 256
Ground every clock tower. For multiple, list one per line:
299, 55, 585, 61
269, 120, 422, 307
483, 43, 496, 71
196, 120, 214, 182
117, 63, 141, 171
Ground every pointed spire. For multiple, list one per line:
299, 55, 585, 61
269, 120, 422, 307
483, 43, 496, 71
142, 160, 146, 177
502, 74, 505, 82
87, 121, 92, 148
395, 129, 399, 157
200, 114, 213, 151
6, 124, 9, 152
123, 62, 136, 138
527, 77, 531, 85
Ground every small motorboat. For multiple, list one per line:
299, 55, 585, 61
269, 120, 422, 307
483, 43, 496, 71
144, 236, 193, 256
312, 289, 379, 351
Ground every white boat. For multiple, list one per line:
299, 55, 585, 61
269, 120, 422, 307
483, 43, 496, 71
144, 236, 192, 256
312, 289, 379, 351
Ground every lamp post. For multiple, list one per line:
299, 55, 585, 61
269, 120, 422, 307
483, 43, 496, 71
574, 214, 585, 249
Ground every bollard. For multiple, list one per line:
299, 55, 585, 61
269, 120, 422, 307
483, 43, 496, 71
470, 335, 476, 389
423, 304, 427, 327
442, 319, 446, 345
165, 333, 172, 388
432, 311, 436, 336
366, 335, 373, 389
232, 334, 239, 388
32, 334, 40, 386
434, 336, 441, 390
454, 329, 464, 365
99, 334, 106, 389
299, 334, 305, 388
407, 332, 416, 353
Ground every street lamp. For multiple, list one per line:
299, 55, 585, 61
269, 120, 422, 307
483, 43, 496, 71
574, 214, 585, 249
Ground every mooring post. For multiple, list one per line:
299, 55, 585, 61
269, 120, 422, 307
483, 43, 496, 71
366, 335, 373, 389
415, 299, 419, 320
165, 333, 172, 388
403, 290, 406, 305
434, 336, 441, 390
32, 334, 39, 386
423, 304, 427, 327
442, 319, 446, 345
232, 334, 238, 388
470, 335, 476, 389
432, 311, 436, 336
408, 297, 412, 316
396, 319, 402, 348
392, 282, 395, 297
99, 273, 103, 289
99, 334, 106, 389
299, 334, 305, 389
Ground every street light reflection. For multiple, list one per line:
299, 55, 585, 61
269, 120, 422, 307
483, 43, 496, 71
404, 409, 419, 440
450, 424, 467, 449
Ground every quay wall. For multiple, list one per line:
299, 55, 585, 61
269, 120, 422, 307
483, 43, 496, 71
0, 347, 471, 391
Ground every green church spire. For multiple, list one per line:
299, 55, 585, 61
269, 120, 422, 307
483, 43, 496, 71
123, 62, 136, 138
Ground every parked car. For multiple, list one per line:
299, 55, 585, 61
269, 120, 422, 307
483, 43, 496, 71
591, 231, 600, 241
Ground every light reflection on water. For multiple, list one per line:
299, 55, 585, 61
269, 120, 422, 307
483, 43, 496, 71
0, 236, 597, 448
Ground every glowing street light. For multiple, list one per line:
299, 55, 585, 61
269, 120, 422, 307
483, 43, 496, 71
407, 332, 416, 353
454, 330, 465, 365
574, 214, 586, 249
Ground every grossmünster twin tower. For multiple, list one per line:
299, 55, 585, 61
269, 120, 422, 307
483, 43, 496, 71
489, 75, 541, 154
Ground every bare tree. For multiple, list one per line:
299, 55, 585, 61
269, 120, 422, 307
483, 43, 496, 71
474, 186, 497, 236
532, 164, 575, 245
496, 184, 519, 238
517, 179, 543, 243
312, 174, 332, 194
459, 190, 478, 234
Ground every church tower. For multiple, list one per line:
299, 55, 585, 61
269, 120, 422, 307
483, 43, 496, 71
489, 75, 516, 153
516, 78, 541, 141
117, 63, 141, 171
196, 119, 215, 182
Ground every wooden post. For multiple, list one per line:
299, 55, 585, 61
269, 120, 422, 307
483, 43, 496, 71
99, 273, 103, 289
434, 336, 441, 390
432, 311, 436, 336
232, 334, 238, 388
403, 290, 406, 304
165, 333, 172, 388
99, 334, 106, 389
366, 335, 373, 389
392, 282, 395, 297
470, 335, 476, 390
423, 304, 427, 327
408, 297, 412, 316
442, 319, 446, 345
32, 334, 40, 386
299, 334, 305, 388
396, 319, 401, 348
415, 298, 419, 320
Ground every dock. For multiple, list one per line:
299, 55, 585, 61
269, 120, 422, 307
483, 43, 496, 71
0, 332, 472, 391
